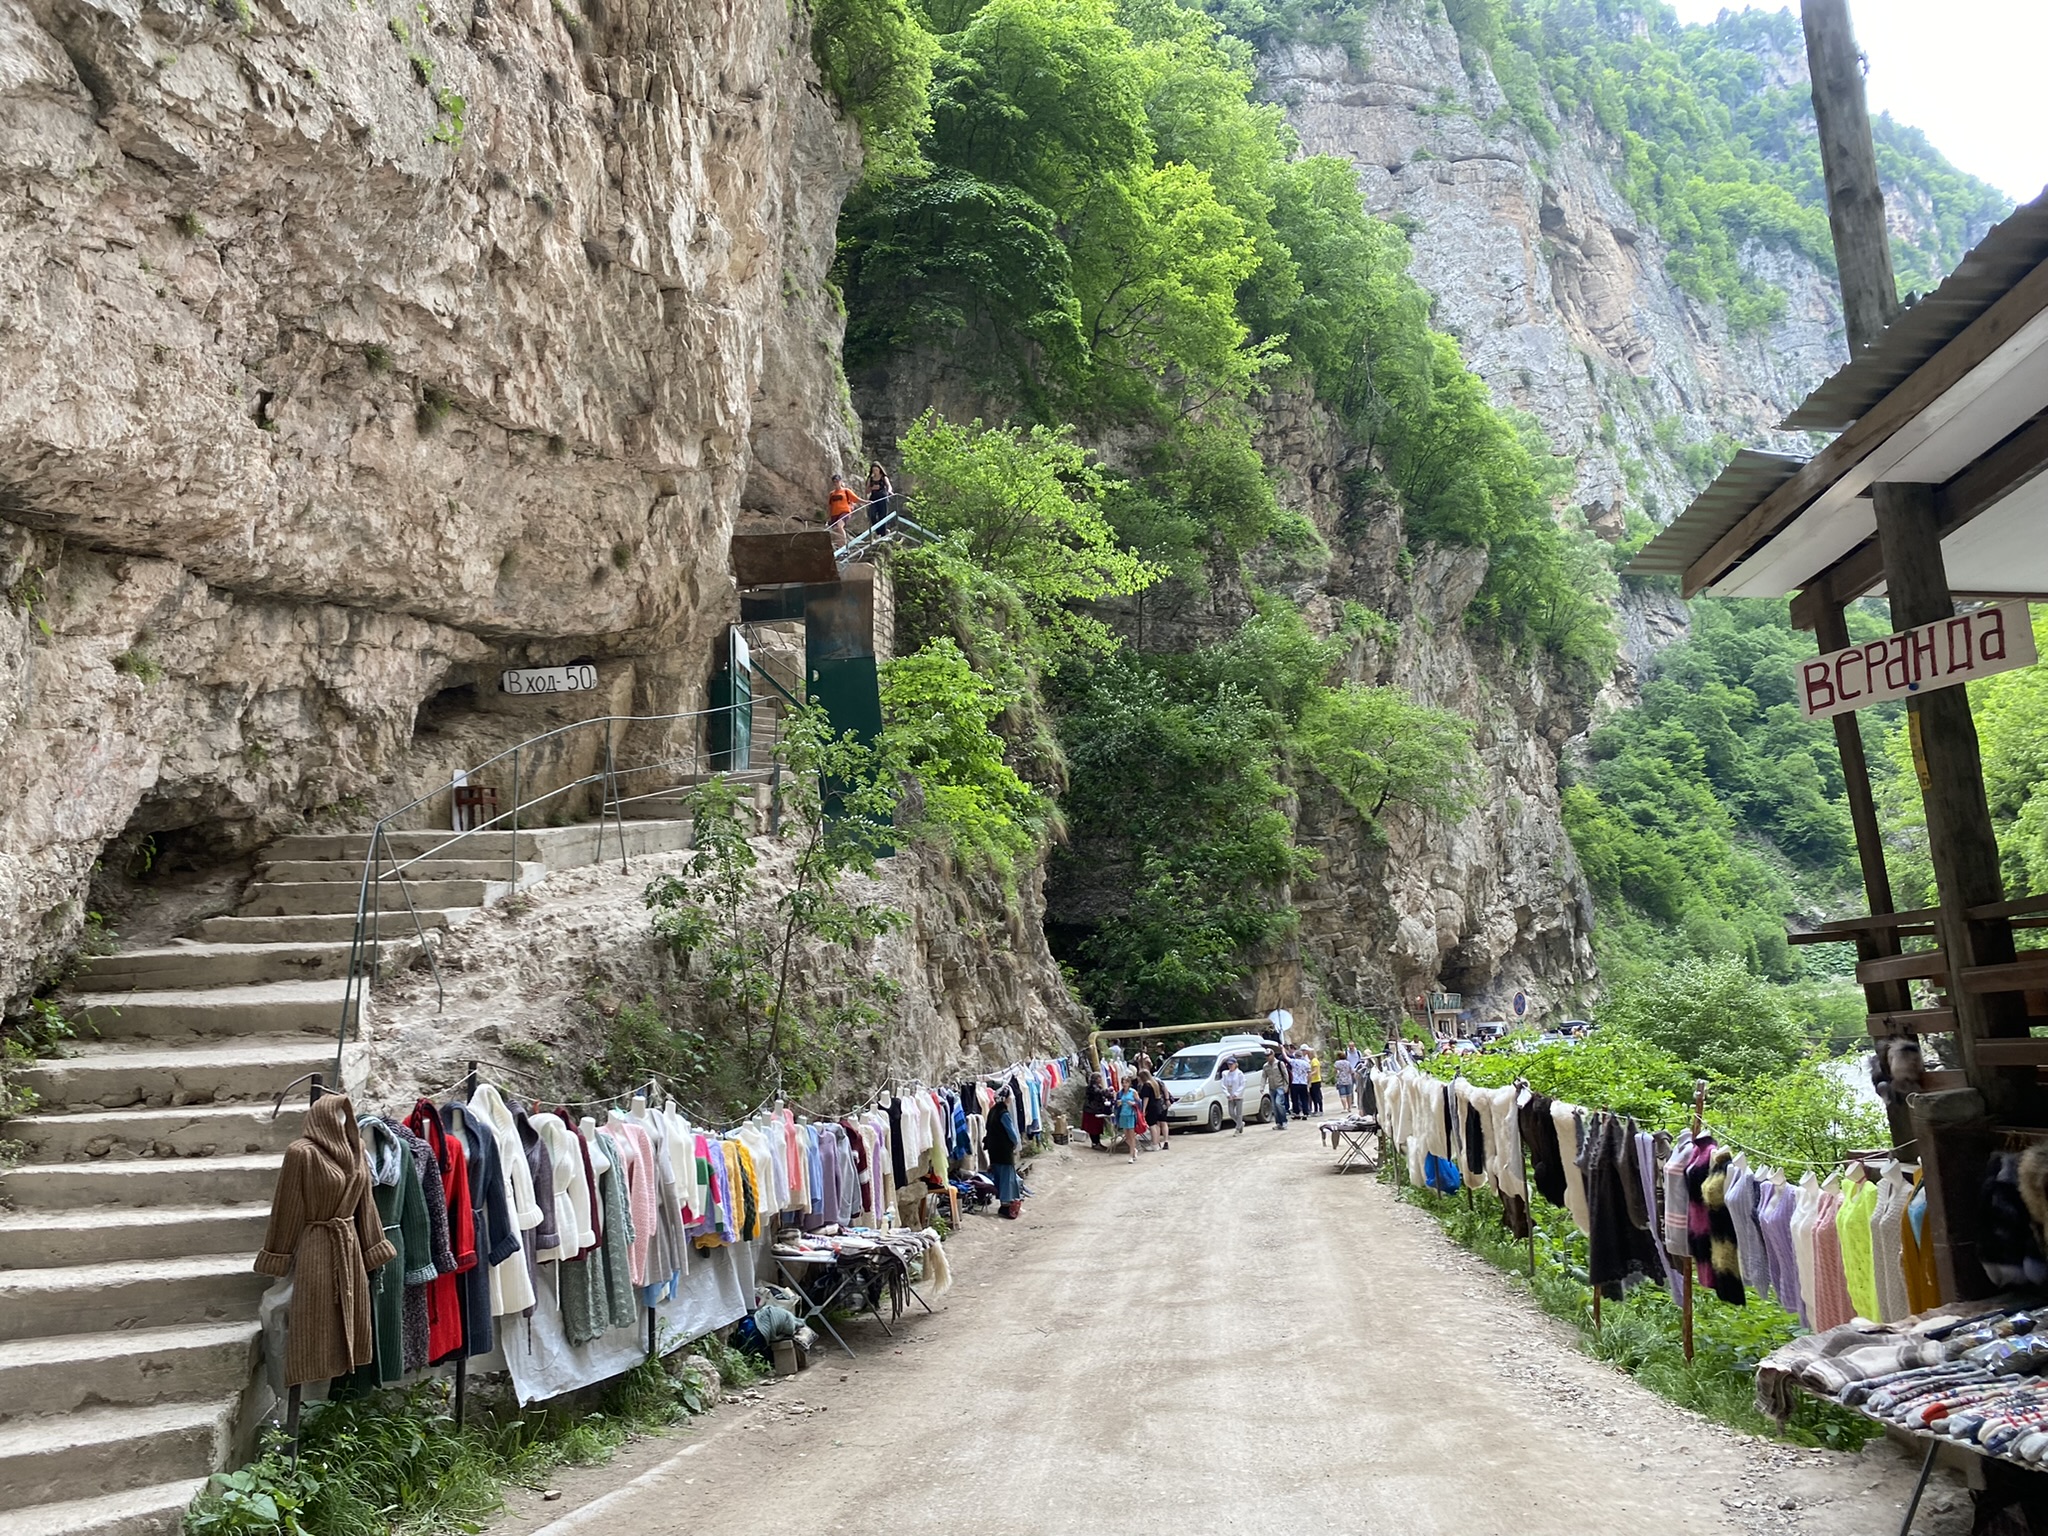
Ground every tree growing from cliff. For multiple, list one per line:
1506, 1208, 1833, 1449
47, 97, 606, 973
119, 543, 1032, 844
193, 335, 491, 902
641, 707, 903, 1106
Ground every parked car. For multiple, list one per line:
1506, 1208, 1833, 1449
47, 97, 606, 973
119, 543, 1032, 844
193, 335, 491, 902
1469, 1021, 1510, 1043
1161, 1034, 1274, 1130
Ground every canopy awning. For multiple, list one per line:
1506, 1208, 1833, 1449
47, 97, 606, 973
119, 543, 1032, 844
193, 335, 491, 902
1626, 190, 2048, 607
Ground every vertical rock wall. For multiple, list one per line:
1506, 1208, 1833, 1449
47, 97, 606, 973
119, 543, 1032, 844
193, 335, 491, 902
0, 0, 862, 1002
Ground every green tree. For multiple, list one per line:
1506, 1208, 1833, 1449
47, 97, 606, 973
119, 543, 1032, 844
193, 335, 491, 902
1602, 956, 1807, 1085
879, 638, 1050, 882
1295, 682, 1476, 829
813, 0, 940, 183
899, 413, 1159, 659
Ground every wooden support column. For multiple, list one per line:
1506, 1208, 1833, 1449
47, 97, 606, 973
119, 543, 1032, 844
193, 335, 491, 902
1810, 599, 1916, 1145
1800, 0, 1899, 351
1874, 483, 2031, 1122
1906, 1086, 1992, 1302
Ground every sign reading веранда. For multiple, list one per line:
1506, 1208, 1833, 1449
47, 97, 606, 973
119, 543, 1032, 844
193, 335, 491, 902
1797, 603, 2037, 720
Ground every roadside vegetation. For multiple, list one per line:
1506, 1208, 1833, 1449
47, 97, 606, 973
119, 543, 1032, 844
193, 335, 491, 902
1403, 955, 1886, 1445
183, 1339, 764, 1536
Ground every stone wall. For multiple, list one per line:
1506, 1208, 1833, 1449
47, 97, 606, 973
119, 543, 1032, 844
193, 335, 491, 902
0, 0, 862, 1002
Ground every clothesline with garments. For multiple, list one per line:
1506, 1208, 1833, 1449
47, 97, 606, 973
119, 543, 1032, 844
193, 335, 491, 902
250, 1049, 1079, 1436
1370, 1053, 1943, 1364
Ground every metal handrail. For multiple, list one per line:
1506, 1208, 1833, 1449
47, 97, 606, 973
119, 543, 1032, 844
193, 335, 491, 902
331, 700, 756, 1081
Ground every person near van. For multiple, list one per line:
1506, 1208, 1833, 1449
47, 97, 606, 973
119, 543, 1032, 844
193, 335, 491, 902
1114, 1082, 1141, 1163
1139, 1071, 1172, 1151
1334, 1053, 1356, 1113
1219, 1057, 1247, 1134
1309, 1053, 1325, 1114
1262, 1054, 1290, 1130
987, 1091, 1023, 1219
1288, 1048, 1311, 1119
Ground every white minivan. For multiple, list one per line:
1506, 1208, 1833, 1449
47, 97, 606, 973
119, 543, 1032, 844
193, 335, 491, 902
1162, 1034, 1275, 1131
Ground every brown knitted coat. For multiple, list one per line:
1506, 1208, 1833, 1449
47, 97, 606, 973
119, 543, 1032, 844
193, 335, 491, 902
254, 1093, 398, 1386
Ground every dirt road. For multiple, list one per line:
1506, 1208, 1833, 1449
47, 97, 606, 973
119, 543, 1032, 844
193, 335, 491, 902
494, 1121, 1969, 1536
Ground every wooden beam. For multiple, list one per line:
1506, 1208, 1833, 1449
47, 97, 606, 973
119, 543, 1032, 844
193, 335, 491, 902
1685, 257, 2048, 598
1787, 409, 2048, 629
1801, 0, 1899, 352
1867, 1007, 1957, 1037
1855, 948, 1950, 986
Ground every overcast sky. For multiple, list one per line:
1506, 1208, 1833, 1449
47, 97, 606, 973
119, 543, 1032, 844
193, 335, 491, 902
1663, 1, 2048, 203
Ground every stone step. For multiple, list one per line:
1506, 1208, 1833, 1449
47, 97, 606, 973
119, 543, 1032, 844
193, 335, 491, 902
238, 877, 510, 916
0, 1254, 267, 1343
1, 1103, 301, 1163
61, 980, 347, 1042
0, 1323, 259, 1422
0, 1399, 232, 1510
256, 857, 545, 885
192, 910, 463, 944
0, 1476, 208, 1536
0, 1204, 274, 1269
260, 818, 692, 866
0, 1153, 281, 1212
14, 1038, 339, 1111
71, 942, 357, 992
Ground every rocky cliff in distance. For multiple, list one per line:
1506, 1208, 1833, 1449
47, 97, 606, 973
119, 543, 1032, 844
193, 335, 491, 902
1252, 391, 1597, 1026
0, 0, 861, 1005
1265, 0, 1916, 538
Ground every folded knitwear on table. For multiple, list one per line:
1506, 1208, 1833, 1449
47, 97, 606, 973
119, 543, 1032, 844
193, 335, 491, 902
1755, 1300, 2048, 1463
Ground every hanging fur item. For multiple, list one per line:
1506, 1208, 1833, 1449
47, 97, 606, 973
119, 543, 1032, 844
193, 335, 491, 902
1978, 1150, 2048, 1288
2018, 1142, 2048, 1266
1698, 1145, 1747, 1305
1870, 1038, 1926, 1106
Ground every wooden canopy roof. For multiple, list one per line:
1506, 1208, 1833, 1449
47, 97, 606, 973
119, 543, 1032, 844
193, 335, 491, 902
1627, 191, 2048, 619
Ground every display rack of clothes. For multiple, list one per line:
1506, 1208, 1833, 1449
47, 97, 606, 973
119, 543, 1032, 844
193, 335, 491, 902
1368, 1056, 1938, 1330
253, 1052, 1074, 1413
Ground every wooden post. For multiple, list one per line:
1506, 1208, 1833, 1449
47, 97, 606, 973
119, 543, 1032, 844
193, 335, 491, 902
1875, 485, 2029, 1121
1681, 1080, 1706, 1364
1799, 0, 1900, 351
1810, 600, 1917, 1146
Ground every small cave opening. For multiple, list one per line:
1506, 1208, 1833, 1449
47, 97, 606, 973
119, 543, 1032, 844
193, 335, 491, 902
86, 809, 259, 951
415, 682, 480, 736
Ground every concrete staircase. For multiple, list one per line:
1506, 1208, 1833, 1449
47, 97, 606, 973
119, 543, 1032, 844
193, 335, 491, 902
0, 819, 691, 1536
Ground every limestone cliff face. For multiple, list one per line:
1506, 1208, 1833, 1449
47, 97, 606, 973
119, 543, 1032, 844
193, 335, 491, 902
0, 0, 861, 1003
1252, 391, 1597, 1024
1263, 1, 1849, 533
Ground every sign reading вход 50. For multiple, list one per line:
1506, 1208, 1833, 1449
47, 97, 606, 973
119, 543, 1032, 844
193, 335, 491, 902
500, 663, 599, 696
1797, 603, 2037, 720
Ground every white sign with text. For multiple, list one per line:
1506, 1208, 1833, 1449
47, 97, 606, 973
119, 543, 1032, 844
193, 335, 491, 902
499, 663, 599, 696
1797, 604, 2036, 720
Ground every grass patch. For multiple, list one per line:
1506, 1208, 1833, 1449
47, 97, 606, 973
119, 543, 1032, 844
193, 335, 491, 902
1389, 1166, 1876, 1450
112, 646, 164, 684
184, 1337, 763, 1535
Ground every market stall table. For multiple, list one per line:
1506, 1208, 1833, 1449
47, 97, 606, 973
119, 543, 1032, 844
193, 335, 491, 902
1318, 1115, 1381, 1174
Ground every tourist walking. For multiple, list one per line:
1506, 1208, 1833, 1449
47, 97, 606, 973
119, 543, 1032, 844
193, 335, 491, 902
987, 1090, 1023, 1219
1334, 1052, 1355, 1113
1288, 1048, 1311, 1119
1309, 1052, 1325, 1115
1139, 1071, 1172, 1151
864, 460, 894, 523
1263, 1053, 1290, 1130
1114, 1081, 1141, 1162
1219, 1056, 1247, 1135
826, 473, 859, 549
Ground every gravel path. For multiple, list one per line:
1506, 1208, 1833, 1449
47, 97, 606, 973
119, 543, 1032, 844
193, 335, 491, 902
489, 1119, 1973, 1535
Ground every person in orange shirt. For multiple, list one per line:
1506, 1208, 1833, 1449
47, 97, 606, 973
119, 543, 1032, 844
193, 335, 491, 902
826, 474, 859, 547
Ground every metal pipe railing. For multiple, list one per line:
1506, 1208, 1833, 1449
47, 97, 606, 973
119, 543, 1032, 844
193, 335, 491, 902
329, 701, 749, 1081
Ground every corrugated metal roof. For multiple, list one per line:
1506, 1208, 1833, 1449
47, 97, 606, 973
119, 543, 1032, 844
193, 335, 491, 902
1623, 450, 1808, 577
1782, 191, 2048, 431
